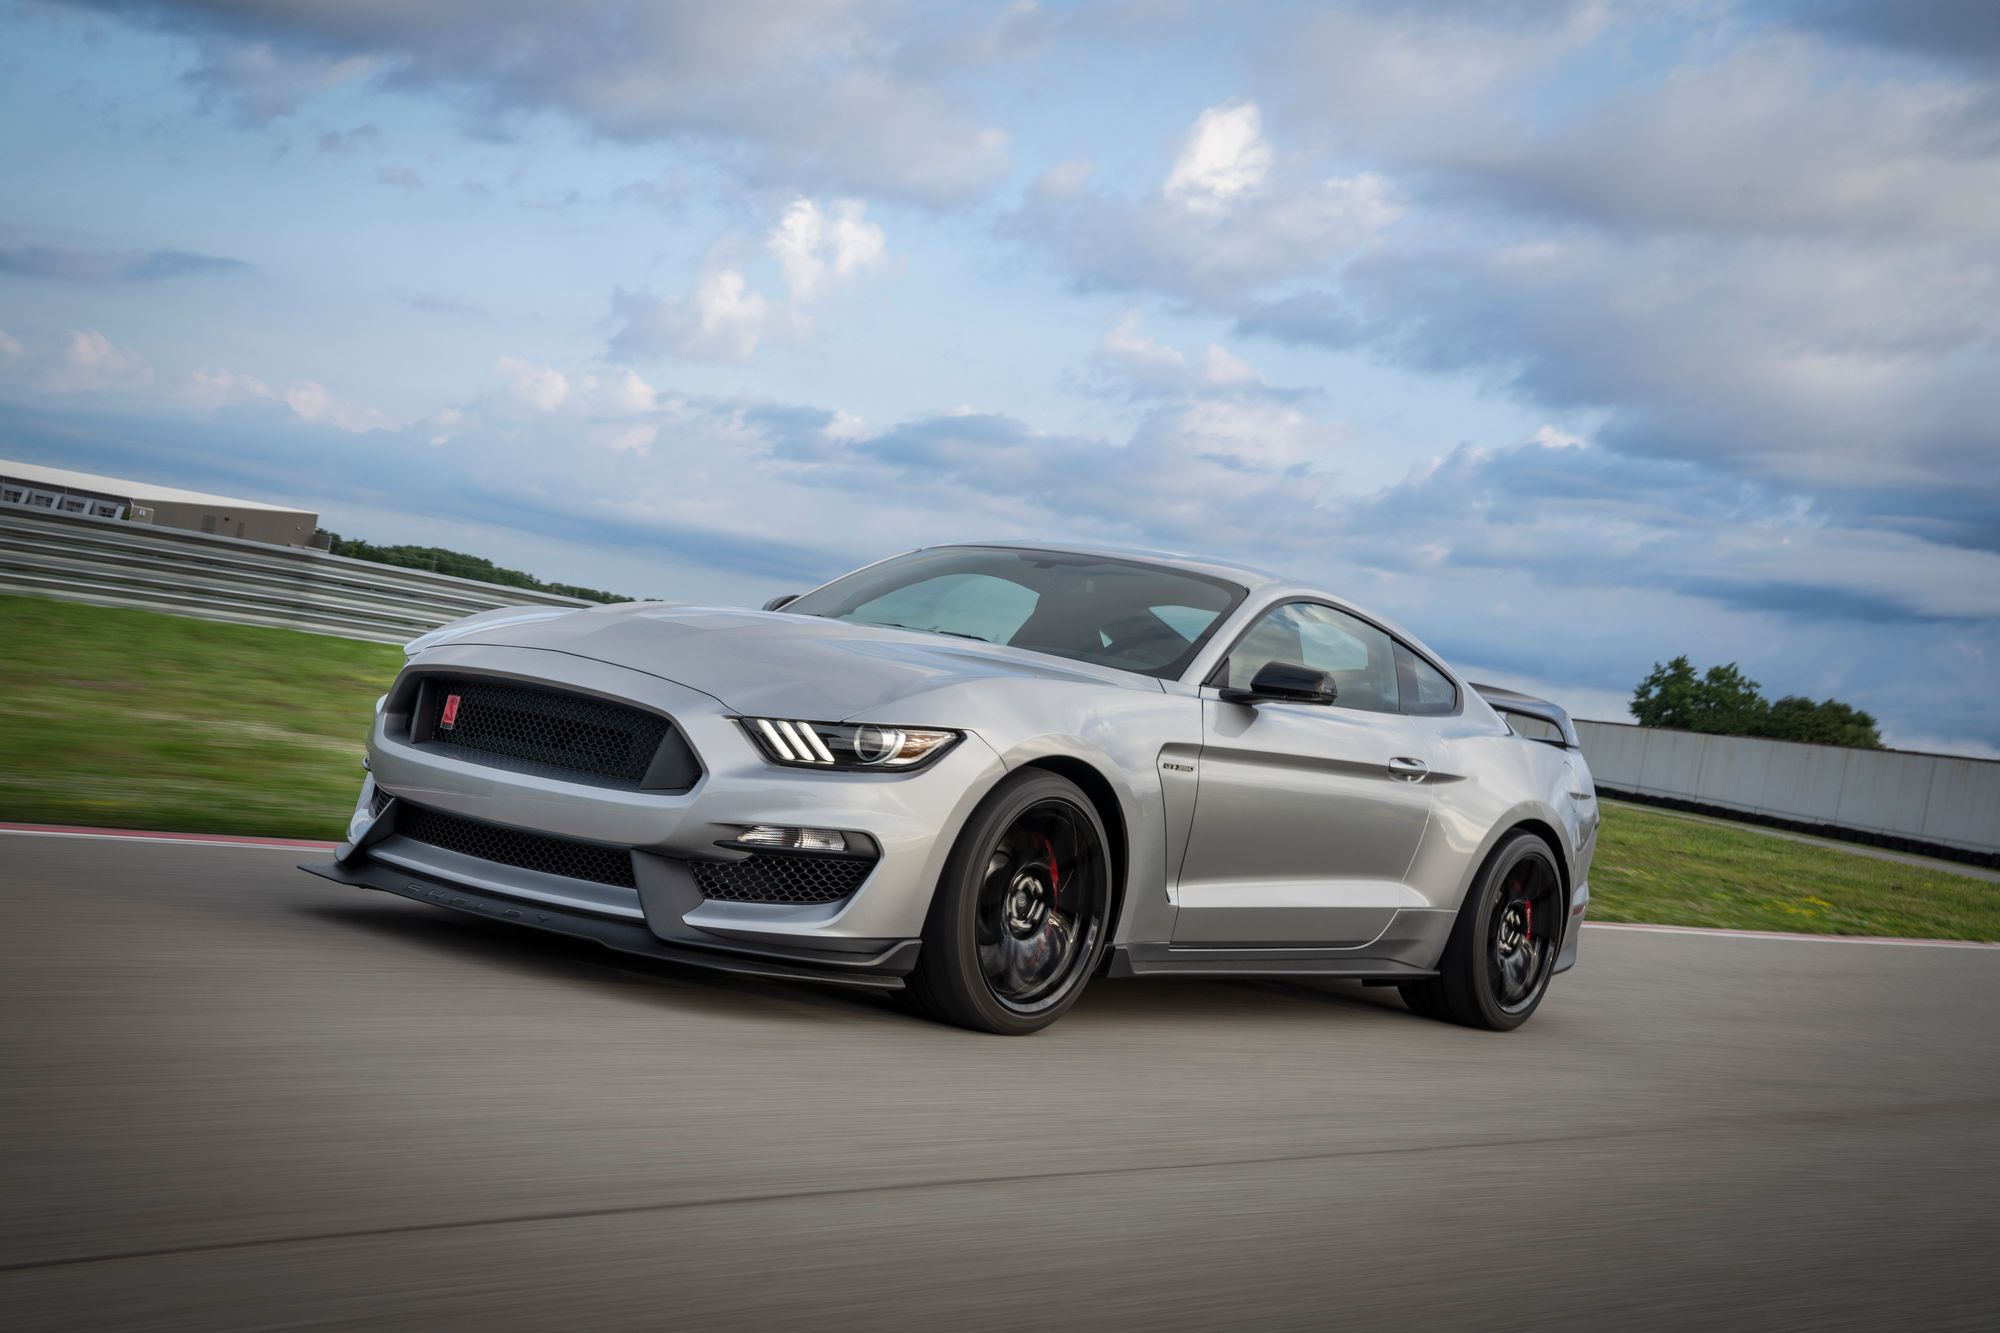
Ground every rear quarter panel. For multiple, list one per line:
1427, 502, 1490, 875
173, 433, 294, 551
1409, 704, 1593, 924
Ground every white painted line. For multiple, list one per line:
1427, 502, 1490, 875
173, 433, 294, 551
1585, 922, 1998, 950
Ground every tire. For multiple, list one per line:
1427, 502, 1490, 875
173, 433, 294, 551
905, 770, 1113, 1035
1399, 831, 1563, 1031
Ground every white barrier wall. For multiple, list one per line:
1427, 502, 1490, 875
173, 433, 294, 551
0, 504, 592, 644
1576, 719, 2000, 858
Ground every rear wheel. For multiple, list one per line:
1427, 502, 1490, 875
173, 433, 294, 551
1399, 832, 1562, 1031
905, 771, 1111, 1035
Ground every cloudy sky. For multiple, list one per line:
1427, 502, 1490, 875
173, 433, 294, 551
2, 0, 1996, 753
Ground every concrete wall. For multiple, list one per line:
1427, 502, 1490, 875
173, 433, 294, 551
1576, 720, 1999, 858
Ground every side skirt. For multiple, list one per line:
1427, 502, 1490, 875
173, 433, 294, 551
1105, 942, 1437, 982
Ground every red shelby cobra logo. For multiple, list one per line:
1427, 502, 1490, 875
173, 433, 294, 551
439, 693, 462, 730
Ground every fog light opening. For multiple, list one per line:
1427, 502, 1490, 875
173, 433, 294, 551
736, 825, 848, 853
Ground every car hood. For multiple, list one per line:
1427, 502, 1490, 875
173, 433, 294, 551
444, 603, 1155, 719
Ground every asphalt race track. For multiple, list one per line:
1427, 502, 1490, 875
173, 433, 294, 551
4, 832, 1997, 1331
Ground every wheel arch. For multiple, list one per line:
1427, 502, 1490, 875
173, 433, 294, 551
1017, 754, 1131, 945
1491, 816, 1573, 920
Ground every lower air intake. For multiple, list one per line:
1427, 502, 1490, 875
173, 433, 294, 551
691, 854, 872, 905
394, 801, 637, 890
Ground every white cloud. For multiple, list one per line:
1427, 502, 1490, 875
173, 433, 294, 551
1032, 160, 1094, 199
610, 265, 770, 362
283, 380, 391, 432
1008, 103, 1400, 303
768, 198, 887, 302
1090, 313, 1274, 399
45, 330, 153, 394
1165, 101, 1273, 214
183, 366, 274, 408
1527, 424, 1588, 450
183, 364, 389, 432
495, 355, 571, 411
0, 329, 22, 359
138, 1, 1014, 204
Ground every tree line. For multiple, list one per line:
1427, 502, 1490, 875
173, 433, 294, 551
1630, 656, 1882, 749
317, 531, 634, 605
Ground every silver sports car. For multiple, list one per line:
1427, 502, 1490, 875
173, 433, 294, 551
304, 543, 1598, 1034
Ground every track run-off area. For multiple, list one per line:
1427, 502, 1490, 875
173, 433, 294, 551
3, 830, 1997, 1330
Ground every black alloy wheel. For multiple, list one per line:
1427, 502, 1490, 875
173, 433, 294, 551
1399, 831, 1564, 1031
906, 770, 1111, 1034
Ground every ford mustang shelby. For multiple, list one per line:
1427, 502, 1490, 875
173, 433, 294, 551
304, 543, 1597, 1034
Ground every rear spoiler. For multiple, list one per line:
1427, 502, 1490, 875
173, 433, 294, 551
1469, 683, 1579, 750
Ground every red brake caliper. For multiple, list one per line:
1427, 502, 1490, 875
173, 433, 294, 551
1038, 834, 1060, 898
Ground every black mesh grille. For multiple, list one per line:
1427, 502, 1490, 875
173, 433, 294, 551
691, 854, 873, 905
412, 676, 684, 788
394, 801, 637, 889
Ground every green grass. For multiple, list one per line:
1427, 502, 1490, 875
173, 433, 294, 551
0, 595, 400, 839
2, 594, 1992, 939
1590, 800, 1998, 941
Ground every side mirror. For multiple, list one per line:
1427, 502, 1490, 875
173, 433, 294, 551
1219, 660, 1338, 706
762, 594, 800, 612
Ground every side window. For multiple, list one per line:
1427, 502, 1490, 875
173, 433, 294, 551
1399, 645, 1459, 716
1224, 602, 1401, 713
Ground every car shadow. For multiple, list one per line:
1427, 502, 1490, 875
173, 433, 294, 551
298, 897, 1430, 1031
299, 899, 902, 1025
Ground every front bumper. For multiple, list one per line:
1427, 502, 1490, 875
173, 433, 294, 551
308, 642, 1010, 983
301, 855, 920, 988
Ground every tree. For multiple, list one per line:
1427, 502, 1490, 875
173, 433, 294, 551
1762, 696, 1884, 749
1629, 656, 1764, 735
1629, 657, 1882, 748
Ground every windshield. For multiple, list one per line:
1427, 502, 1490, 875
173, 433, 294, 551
784, 546, 1247, 679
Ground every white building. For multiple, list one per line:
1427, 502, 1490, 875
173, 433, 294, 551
0, 459, 321, 547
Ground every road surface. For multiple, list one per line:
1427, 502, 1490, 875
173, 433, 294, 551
3, 832, 1997, 1330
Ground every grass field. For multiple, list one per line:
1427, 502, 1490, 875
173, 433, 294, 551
3, 594, 1993, 938
0, 595, 400, 839
1589, 802, 1997, 941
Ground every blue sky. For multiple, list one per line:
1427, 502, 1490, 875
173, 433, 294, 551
1, 0, 1996, 754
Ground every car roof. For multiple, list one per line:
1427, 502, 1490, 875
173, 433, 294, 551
930, 540, 1294, 594
922, 540, 1459, 681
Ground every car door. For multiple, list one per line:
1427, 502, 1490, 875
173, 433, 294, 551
1173, 600, 1434, 947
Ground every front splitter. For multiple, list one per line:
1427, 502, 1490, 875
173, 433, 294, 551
301, 858, 916, 990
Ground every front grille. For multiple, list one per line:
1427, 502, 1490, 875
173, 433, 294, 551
409, 676, 695, 790
691, 853, 873, 905
394, 801, 637, 889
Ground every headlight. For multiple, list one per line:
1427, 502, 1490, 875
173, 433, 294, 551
739, 718, 961, 771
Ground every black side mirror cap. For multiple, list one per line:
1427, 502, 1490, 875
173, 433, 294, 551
1218, 660, 1338, 706
762, 594, 800, 612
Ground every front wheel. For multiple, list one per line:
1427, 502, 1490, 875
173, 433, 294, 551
905, 771, 1111, 1034
1399, 832, 1563, 1031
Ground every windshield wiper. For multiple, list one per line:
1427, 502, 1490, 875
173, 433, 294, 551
862, 621, 990, 642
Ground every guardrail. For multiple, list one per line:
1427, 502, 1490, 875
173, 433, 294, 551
0, 505, 591, 644
1577, 718, 2000, 866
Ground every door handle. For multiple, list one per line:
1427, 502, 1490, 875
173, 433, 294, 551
1387, 756, 1428, 782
